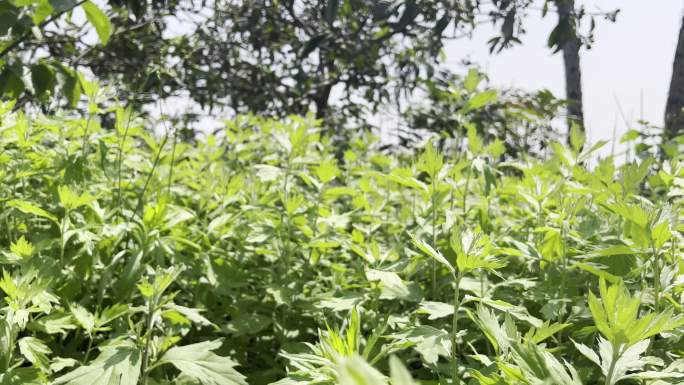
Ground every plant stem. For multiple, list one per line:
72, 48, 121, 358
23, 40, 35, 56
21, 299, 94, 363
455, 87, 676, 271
451, 272, 463, 385
462, 165, 472, 222
59, 209, 69, 266
280, 154, 292, 270
82, 335, 94, 363
116, 107, 134, 214
81, 113, 92, 161
604, 344, 621, 385
652, 243, 661, 314
140, 298, 155, 385
129, 133, 169, 222
166, 129, 177, 197
431, 175, 437, 296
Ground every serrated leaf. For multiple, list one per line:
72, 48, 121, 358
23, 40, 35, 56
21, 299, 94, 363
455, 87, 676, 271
52, 341, 141, 385
417, 301, 453, 320
159, 340, 247, 385
18, 337, 51, 371
28, 313, 78, 335
410, 234, 454, 275
71, 304, 95, 333
8, 199, 58, 224
10, 236, 33, 257
365, 269, 420, 302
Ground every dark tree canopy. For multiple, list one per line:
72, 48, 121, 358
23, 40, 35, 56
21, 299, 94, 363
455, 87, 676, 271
0, 0, 617, 148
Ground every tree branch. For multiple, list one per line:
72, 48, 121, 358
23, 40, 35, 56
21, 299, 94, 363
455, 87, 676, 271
0, 0, 88, 60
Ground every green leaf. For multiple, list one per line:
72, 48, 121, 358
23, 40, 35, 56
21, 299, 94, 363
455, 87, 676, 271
0, 368, 43, 385
525, 321, 570, 344
315, 158, 340, 184
463, 68, 481, 92
162, 304, 214, 328
32, 0, 54, 25
469, 305, 513, 354
49, 0, 79, 13
509, 341, 582, 385
620, 129, 640, 143
97, 304, 129, 327
336, 355, 387, 385
574, 338, 671, 385
389, 356, 418, 385
7, 199, 58, 224
365, 269, 421, 302
588, 279, 684, 346
159, 340, 247, 385
464, 90, 497, 112
18, 337, 51, 372
82, 1, 112, 45
417, 301, 453, 320
58, 185, 94, 210
452, 230, 503, 274
0, 5, 19, 36
410, 234, 454, 275
416, 141, 443, 179
58, 66, 82, 107
71, 304, 96, 333
387, 326, 450, 365
10, 236, 33, 258
385, 170, 427, 192
467, 125, 483, 154
52, 340, 141, 385
0, 67, 25, 99
569, 124, 585, 152
28, 313, 78, 336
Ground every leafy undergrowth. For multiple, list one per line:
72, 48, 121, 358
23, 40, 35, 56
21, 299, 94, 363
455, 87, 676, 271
1, 103, 684, 385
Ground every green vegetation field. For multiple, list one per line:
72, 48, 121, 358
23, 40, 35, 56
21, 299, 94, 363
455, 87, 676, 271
1, 101, 683, 385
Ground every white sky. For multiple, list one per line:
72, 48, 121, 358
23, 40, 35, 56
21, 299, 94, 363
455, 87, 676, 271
443, 0, 684, 155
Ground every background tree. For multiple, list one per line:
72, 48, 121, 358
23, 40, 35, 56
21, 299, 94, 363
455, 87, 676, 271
554, 0, 583, 131
487, 0, 618, 136
0, 0, 188, 110
406, 68, 564, 157
0, 0, 617, 148
168, 0, 481, 131
665, 11, 684, 147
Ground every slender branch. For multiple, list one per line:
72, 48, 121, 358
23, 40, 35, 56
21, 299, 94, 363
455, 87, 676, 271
0, 0, 88, 59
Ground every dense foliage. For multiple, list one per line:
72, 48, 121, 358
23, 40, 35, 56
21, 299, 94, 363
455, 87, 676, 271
0, 0, 619, 137
1, 98, 684, 385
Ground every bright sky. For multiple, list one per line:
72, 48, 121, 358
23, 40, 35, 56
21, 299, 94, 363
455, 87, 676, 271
444, 0, 684, 155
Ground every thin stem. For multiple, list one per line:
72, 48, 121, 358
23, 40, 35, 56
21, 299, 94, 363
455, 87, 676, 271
81, 113, 92, 161
280, 154, 293, 270
116, 107, 134, 214
451, 272, 463, 385
82, 335, 94, 363
431, 175, 437, 296
651, 240, 661, 314
462, 165, 472, 223
140, 298, 155, 385
59, 209, 69, 266
166, 130, 177, 197
129, 133, 169, 222
604, 344, 621, 385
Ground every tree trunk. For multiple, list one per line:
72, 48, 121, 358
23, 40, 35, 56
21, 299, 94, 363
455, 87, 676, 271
557, 0, 585, 134
665, 12, 684, 143
313, 83, 332, 121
